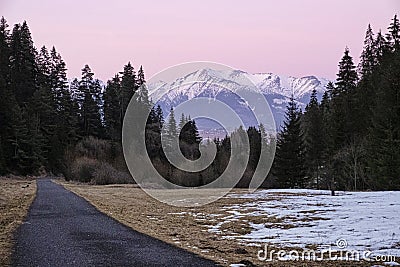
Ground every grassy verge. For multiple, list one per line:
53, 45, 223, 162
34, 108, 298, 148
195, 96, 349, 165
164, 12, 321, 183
59, 181, 377, 267
0, 178, 36, 266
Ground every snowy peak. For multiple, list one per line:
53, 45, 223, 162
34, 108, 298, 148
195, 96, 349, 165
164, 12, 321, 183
148, 68, 330, 130
149, 68, 328, 100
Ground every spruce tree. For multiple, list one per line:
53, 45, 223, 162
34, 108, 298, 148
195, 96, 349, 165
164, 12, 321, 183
137, 65, 145, 87
165, 107, 178, 152
78, 65, 103, 137
9, 21, 37, 105
374, 30, 387, 64
358, 24, 376, 78
331, 47, 358, 148
104, 75, 122, 140
120, 62, 137, 124
273, 96, 307, 188
386, 14, 400, 51
304, 89, 324, 188
336, 47, 358, 92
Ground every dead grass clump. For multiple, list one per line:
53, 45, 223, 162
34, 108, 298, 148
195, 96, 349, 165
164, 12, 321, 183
219, 221, 253, 235
0, 178, 36, 266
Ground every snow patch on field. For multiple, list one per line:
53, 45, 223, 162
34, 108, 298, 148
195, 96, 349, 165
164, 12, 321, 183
207, 190, 400, 256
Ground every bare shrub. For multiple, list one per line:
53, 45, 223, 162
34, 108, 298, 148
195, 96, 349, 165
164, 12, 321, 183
63, 136, 133, 184
75, 136, 111, 161
92, 162, 132, 185
70, 157, 99, 183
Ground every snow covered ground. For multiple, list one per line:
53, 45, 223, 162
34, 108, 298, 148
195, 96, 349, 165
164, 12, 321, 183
207, 189, 400, 258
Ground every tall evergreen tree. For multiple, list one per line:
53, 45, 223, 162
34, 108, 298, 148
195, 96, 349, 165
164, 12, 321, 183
9, 21, 37, 105
137, 65, 145, 87
374, 30, 387, 65
303, 89, 324, 188
78, 65, 103, 137
336, 47, 358, 92
358, 24, 376, 78
330, 48, 358, 148
119, 62, 137, 124
386, 14, 400, 51
104, 75, 122, 140
164, 107, 178, 152
273, 96, 307, 188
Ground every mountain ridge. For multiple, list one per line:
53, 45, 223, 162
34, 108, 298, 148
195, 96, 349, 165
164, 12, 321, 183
147, 68, 331, 133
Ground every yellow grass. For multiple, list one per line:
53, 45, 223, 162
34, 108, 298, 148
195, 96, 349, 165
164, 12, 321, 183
59, 181, 374, 267
0, 178, 36, 266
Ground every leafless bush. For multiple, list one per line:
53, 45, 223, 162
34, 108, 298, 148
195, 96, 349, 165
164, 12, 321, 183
92, 162, 132, 185
75, 136, 111, 161
70, 157, 98, 183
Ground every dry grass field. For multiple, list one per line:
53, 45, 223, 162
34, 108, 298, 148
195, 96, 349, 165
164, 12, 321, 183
0, 178, 36, 266
59, 181, 379, 267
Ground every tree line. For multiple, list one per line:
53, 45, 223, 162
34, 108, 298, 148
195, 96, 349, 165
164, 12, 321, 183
274, 15, 400, 190
0, 17, 144, 181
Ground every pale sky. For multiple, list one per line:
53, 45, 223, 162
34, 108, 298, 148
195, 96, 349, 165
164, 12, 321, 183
1, 0, 399, 81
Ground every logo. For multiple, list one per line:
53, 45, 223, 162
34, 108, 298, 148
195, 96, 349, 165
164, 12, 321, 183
122, 62, 276, 206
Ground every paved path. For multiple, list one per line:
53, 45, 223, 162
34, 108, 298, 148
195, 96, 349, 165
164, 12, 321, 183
12, 179, 219, 267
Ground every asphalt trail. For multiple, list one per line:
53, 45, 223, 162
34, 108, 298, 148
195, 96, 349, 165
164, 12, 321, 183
12, 179, 219, 267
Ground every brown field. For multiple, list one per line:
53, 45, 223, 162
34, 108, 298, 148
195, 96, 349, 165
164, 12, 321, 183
0, 178, 36, 266
59, 181, 374, 267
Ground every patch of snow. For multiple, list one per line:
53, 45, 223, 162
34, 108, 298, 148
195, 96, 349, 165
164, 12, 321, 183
209, 190, 400, 257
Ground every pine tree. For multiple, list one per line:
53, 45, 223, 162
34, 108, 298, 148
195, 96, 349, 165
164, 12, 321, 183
120, 62, 137, 124
11, 106, 42, 174
303, 89, 324, 188
325, 81, 337, 98
330, 48, 358, 148
164, 107, 178, 152
273, 96, 307, 188
358, 24, 376, 78
9, 21, 38, 105
374, 30, 387, 64
137, 65, 145, 87
135, 82, 150, 107
386, 14, 400, 51
246, 126, 262, 181
49, 47, 79, 171
104, 75, 121, 140
145, 106, 163, 159
78, 65, 103, 137
336, 47, 358, 92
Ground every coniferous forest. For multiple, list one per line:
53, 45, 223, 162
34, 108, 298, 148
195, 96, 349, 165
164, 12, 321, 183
0, 15, 399, 190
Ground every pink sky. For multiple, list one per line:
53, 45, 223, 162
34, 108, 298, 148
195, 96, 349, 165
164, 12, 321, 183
1, 0, 399, 81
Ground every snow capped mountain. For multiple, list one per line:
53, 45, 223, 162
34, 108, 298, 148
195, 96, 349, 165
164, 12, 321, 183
148, 68, 330, 132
